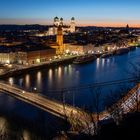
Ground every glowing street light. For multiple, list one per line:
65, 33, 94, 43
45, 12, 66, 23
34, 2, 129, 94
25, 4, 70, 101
36, 59, 40, 63
33, 87, 37, 91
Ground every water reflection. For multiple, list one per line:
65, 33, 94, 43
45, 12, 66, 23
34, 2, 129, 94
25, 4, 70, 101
58, 66, 62, 79
23, 129, 31, 140
101, 59, 105, 68
0, 117, 7, 134
107, 58, 110, 64
68, 64, 72, 75
75, 71, 79, 78
19, 78, 23, 87
37, 71, 42, 89
54, 68, 58, 78
64, 66, 68, 74
25, 74, 30, 88
0, 116, 31, 140
8, 77, 14, 85
96, 58, 100, 70
64, 65, 72, 76
48, 69, 53, 82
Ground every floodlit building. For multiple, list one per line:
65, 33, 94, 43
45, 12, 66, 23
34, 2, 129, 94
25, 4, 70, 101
0, 46, 16, 64
48, 17, 76, 35
65, 43, 94, 55
25, 48, 55, 64
0, 44, 56, 64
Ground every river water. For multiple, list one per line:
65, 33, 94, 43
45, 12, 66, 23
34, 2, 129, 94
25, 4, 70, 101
0, 47, 140, 139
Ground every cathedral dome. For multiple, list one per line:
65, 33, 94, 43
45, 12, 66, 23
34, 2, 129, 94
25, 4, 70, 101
60, 17, 63, 21
54, 17, 59, 20
71, 17, 75, 20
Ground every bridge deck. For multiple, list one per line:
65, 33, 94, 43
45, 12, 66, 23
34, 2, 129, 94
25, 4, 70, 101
0, 82, 83, 119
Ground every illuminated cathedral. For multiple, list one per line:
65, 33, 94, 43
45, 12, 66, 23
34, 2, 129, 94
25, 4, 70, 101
48, 17, 76, 55
48, 17, 76, 35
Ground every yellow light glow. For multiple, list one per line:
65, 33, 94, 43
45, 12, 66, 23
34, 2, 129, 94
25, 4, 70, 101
66, 49, 70, 54
36, 59, 40, 63
6, 60, 10, 64
9, 77, 14, 85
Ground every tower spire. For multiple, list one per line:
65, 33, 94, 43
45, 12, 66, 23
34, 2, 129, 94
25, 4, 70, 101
70, 17, 75, 33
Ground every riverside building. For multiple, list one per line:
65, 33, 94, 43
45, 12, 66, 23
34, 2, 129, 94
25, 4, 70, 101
0, 44, 55, 65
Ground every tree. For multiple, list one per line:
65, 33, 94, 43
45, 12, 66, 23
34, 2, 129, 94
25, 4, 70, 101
126, 62, 140, 112
104, 85, 131, 125
83, 87, 102, 135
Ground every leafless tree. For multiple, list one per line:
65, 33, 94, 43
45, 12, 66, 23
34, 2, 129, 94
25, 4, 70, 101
127, 62, 140, 112
104, 85, 131, 125
81, 87, 102, 135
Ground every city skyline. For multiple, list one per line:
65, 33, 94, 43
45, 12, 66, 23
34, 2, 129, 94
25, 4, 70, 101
0, 0, 140, 27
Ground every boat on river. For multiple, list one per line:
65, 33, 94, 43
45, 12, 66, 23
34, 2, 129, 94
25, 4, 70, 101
115, 48, 129, 55
73, 54, 97, 64
128, 46, 136, 51
101, 52, 113, 58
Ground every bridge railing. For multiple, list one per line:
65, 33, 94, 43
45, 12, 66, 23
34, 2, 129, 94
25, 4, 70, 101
106, 84, 140, 120
0, 79, 140, 116
0, 80, 85, 113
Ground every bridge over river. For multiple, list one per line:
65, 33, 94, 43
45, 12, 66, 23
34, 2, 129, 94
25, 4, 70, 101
0, 81, 140, 134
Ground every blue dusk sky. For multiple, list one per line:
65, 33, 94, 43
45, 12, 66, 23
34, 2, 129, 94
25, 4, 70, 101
0, 0, 140, 27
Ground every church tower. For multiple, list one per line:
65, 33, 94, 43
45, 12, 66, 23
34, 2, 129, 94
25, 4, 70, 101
54, 17, 60, 26
70, 17, 75, 33
56, 25, 64, 54
60, 17, 63, 26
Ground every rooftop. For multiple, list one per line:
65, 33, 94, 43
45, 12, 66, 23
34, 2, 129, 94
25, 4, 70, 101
0, 42, 54, 53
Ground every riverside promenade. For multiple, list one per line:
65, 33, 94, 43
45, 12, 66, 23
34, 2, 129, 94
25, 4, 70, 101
0, 55, 77, 79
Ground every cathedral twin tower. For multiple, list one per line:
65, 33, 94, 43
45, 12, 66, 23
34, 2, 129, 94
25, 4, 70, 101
54, 17, 75, 33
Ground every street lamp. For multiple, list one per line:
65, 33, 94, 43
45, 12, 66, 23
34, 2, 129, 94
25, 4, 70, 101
33, 87, 37, 91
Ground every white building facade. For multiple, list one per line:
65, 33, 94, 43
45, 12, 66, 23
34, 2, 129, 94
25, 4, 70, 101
65, 43, 94, 55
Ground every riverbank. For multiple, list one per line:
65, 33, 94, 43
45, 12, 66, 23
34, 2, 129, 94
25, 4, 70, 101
0, 44, 139, 79
0, 56, 76, 79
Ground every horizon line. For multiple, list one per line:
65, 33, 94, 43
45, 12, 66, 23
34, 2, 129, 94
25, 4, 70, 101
0, 18, 140, 28
0, 23, 140, 28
